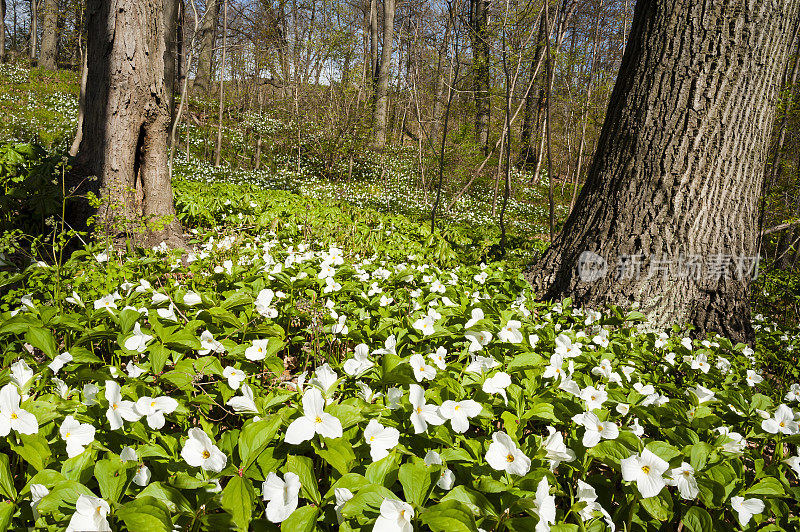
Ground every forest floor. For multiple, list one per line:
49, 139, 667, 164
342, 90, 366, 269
0, 64, 799, 531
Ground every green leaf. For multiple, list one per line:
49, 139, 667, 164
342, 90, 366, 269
116, 496, 173, 532
340, 484, 396, 518
280, 505, 319, 532
745, 477, 785, 497
419, 500, 479, 532
442, 486, 498, 517
681, 506, 713, 532
239, 416, 281, 472
314, 437, 356, 475
0, 455, 17, 500
645, 441, 681, 463
36, 480, 94, 515
25, 327, 57, 358
689, 442, 712, 471
94, 459, 133, 503
286, 455, 321, 505
399, 460, 438, 507
507, 352, 543, 371
640, 491, 673, 522
220, 476, 255, 531
150, 343, 170, 374
0, 501, 14, 531
137, 482, 193, 515
61, 449, 96, 484
365, 452, 400, 488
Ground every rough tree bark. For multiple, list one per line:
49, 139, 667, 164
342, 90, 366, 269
40, 0, 57, 69
70, 0, 184, 247
526, 0, 800, 344
194, 0, 219, 94
28, 0, 37, 65
1, 0, 7, 62
372, 0, 395, 147
164, 0, 180, 123
468, 0, 490, 153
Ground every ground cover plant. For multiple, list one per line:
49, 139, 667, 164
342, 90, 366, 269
0, 187, 799, 530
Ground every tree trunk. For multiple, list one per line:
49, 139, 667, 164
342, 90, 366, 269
194, 0, 219, 94
369, 0, 378, 87
469, 0, 490, 153
69, 46, 88, 156
28, 0, 37, 65
164, 0, 180, 126
526, 0, 800, 344
71, 0, 183, 247
371, 0, 395, 147
1, 0, 7, 62
39, 0, 56, 69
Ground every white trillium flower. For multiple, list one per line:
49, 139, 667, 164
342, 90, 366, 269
30, 483, 49, 520
543, 426, 576, 471
580, 386, 608, 411
183, 291, 202, 306
573, 411, 619, 448
373, 499, 414, 532
334, 487, 354, 523
0, 383, 39, 436
666, 462, 698, 499
310, 363, 339, 400
255, 289, 279, 318
465, 330, 492, 352
466, 354, 500, 374
10, 360, 34, 389
49, 352, 73, 374
343, 343, 374, 376
485, 431, 531, 476
105, 380, 141, 430
227, 384, 260, 413
364, 419, 400, 461
409, 384, 445, 433
428, 346, 447, 370
620, 449, 669, 498
60, 415, 96, 458
357, 382, 383, 403
688, 385, 716, 404
785, 383, 800, 403
412, 315, 436, 336
223, 366, 247, 390
482, 372, 511, 404
199, 330, 225, 355
386, 387, 403, 409
746, 369, 763, 387
761, 404, 799, 435
66, 495, 111, 532
575, 480, 615, 530
126, 363, 145, 379
409, 353, 437, 382
123, 322, 153, 353
497, 320, 523, 343
783, 453, 800, 478
134, 396, 178, 429
285, 387, 343, 444
439, 399, 482, 433
93, 294, 117, 312
555, 334, 581, 358
464, 308, 484, 329
532, 477, 556, 532
690, 353, 710, 373
263, 472, 301, 523
730, 496, 764, 527
245, 339, 270, 361
181, 428, 227, 473
423, 451, 455, 490
66, 290, 85, 307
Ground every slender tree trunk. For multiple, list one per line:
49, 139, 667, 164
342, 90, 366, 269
71, 0, 183, 247
469, 0, 490, 153
69, 46, 87, 156
372, 0, 395, 147
520, 15, 547, 169
39, 0, 56, 69
369, 0, 378, 87
194, 0, 219, 94
164, 0, 180, 130
1, 0, 7, 62
527, 0, 800, 344
214, 0, 226, 165
28, 0, 37, 65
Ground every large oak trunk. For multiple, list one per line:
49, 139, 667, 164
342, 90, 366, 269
526, 0, 800, 344
71, 0, 183, 247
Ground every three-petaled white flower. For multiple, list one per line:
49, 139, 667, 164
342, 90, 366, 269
373, 499, 413, 532
465, 330, 492, 352
181, 427, 227, 473
226, 384, 259, 413
262, 472, 301, 523
428, 347, 447, 370
285, 387, 343, 444
761, 404, 799, 435
0, 383, 38, 436
485, 431, 530, 476
198, 330, 225, 355
439, 399, 482, 433
482, 372, 512, 404
245, 339, 270, 361
497, 320, 523, 343
409, 354, 436, 382
123, 323, 153, 353
60, 415, 95, 458
408, 384, 444, 434
134, 396, 178, 429
532, 477, 556, 532
572, 412, 619, 448
343, 344, 374, 376
543, 426, 576, 471
66, 495, 111, 532
620, 449, 669, 498
730, 496, 764, 527
666, 462, 698, 499
223, 366, 247, 390
412, 315, 436, 336
104, 380, 140, 430
364, 420, 400, 461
